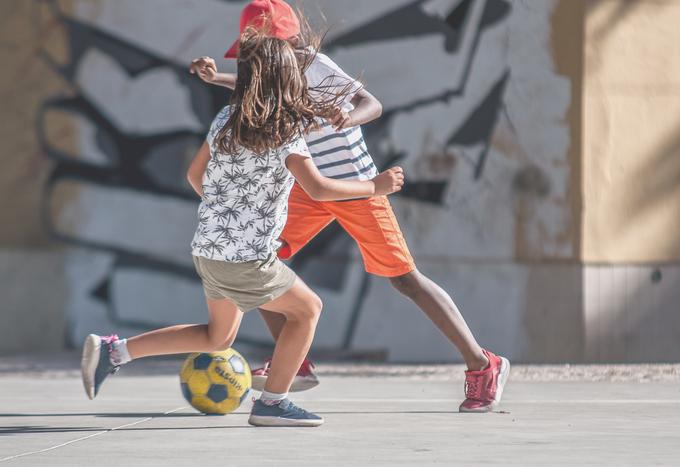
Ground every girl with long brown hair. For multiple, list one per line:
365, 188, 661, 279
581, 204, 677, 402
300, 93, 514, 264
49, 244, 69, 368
191, 0, 511, 414
80, 30, 404, 427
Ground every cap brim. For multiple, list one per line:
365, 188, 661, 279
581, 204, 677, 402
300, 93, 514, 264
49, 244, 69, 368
224, 39, 239, 59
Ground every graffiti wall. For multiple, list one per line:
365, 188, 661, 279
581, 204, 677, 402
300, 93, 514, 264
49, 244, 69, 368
33, 0, 576, 361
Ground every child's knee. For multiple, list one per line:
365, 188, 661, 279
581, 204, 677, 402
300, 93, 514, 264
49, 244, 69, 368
305, 294, 323, 321
311, 294, 323, 317
292, 294, 323, 323
389, 271, 422, 299
207, 327, 236, 351
212, 333, 236, 351
213, 339, 234, 351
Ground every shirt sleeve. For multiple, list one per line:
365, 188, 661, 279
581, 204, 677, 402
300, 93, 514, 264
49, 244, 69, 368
206, 106, 232, 153
279, 133, 312, 163
313, 53, 364, 101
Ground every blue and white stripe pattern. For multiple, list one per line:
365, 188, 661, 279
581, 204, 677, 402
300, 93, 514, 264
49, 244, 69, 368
305, 121, 378, 181
303, 52, 379, 181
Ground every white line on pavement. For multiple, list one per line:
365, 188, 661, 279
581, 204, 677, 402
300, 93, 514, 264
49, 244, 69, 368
292, 399, 680, 404
0, 406, 187, 463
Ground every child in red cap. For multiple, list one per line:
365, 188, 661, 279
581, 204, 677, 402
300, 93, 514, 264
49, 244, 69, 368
81, 30, 405, 427
190, 0, 510, 413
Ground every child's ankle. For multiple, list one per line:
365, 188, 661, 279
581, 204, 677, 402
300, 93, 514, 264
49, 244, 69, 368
465, 352, 489, 372
109, 338, 132, 366
260, 390, 288, 406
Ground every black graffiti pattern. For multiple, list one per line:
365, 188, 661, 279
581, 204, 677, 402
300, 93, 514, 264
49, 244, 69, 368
37, 0, 513, 351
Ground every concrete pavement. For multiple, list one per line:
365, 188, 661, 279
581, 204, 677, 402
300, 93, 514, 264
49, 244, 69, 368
1, 356, 679, 466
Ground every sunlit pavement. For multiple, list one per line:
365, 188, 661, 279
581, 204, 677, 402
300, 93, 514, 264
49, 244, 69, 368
1, 356, 679, 466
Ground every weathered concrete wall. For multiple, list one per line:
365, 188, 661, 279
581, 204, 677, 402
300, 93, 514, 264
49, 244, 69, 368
583, 0, 680, 263
580, 0, 680, 362
1, 0, 582, 361
0, 251, 68, 354
9, 0, 676, 363
0, 1, 74, 354
584, 264, 680, 363
0, 0, 75, 245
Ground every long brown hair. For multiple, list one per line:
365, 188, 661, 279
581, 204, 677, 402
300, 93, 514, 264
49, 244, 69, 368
217, 28, 351, 155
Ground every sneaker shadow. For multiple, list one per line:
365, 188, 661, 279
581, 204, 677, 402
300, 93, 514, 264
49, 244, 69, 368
0, 424, 254, 435
315, 411, 459, 414
0, 412, 209, 418
0, 411, 254, 435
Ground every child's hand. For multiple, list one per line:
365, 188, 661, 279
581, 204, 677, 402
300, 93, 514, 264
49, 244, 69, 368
328, 107, 355, 131
189, 56, 218, 83
373, 167, 405, 196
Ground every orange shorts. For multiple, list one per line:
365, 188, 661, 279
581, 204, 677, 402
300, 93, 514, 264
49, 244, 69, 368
278, 184, 416, 277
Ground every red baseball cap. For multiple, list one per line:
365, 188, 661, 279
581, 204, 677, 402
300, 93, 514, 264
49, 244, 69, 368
224, 0, 301, 59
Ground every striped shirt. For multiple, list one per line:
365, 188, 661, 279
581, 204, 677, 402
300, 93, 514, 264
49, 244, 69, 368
304, 53, 379, 181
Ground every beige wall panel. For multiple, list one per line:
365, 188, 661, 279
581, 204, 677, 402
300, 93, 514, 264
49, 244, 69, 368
0, 0, 76, 246
583, 0, 680, 262
585, 0, 680, 88
584, 94, 680, 262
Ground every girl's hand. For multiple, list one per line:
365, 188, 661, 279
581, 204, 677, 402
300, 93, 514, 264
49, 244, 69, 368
189, 56, 218, 83
373, 167, 405, 196
328, 107, 355, 131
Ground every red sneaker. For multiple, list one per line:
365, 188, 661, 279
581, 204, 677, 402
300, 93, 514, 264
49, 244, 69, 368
251, 357, 320, 392
459, 350, 510, 413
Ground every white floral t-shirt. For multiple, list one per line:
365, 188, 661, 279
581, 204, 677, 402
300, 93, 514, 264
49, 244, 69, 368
191, 106, 311, 262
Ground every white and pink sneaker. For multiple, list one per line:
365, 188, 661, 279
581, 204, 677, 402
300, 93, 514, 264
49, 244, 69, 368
459, 349, 510, 413
251, 357, 319, 392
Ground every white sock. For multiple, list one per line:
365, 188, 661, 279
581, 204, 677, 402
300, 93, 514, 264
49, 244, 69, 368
109, 338, 132, 366
260, 390, 288, 406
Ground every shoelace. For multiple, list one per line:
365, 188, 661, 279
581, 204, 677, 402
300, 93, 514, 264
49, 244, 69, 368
101, 334, 119, 346
279, 399, 311, 416
101, 334, 122, 372
464, 378, 482, 401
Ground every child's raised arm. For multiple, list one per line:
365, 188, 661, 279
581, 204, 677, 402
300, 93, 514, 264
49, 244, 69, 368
330, 88, 383, 131
189, 57, 236, 90
286, 154, 404, 201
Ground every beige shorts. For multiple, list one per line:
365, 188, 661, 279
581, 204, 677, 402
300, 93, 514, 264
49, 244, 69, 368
192, 254, 297, 312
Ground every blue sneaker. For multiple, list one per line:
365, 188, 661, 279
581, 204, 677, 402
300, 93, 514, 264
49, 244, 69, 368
248, 398, 324, 427
81, 334, 120, 399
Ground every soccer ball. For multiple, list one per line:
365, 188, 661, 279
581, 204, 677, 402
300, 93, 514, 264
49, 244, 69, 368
179, 349, 252, 415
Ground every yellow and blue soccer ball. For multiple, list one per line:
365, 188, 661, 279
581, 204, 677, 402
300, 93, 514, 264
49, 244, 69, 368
179, 349, 252, 415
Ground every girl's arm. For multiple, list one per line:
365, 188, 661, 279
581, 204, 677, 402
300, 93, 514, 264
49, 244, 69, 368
189, 57, 236, 90
186, 142, 211, 197
286, 154, 404, 201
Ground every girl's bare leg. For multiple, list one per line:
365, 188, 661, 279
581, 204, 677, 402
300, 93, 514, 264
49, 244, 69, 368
258, 277, 322, 393
259, 308, 286, 340
126, 297, 243, 359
